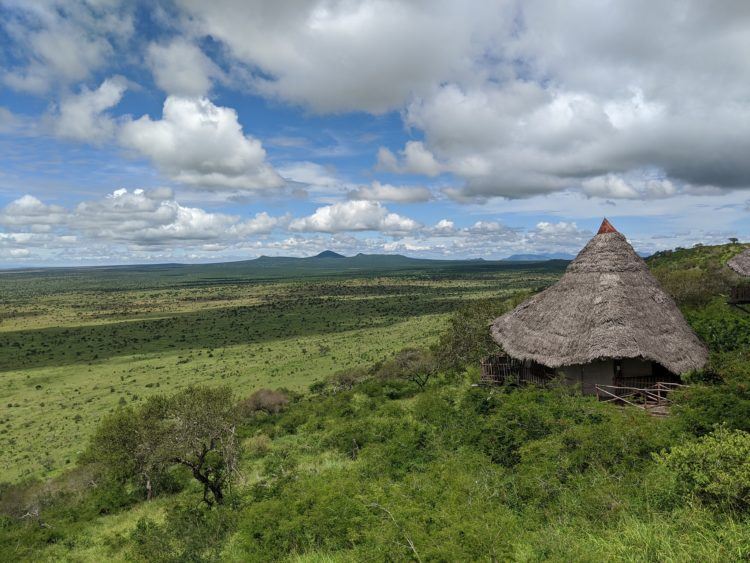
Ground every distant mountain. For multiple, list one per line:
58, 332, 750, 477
504, 253, 575, 261
313, 250, 346, 259
0, 252, 571, 289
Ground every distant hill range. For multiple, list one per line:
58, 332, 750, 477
313, 250, 346, 259
0, 250, 572, 290
7, 242, 746, 292
504, 252, 575, 261
247, 250, 568, 272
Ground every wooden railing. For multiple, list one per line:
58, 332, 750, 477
729, 285, 750, 306
612, 375, 681, 390
595, 382, 684, 415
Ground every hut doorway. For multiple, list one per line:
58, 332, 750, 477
613, 359, 680, 388
575, 360, 613, 395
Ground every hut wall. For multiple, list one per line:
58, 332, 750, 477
557, 358, 668, 394
557, 360, 614, 395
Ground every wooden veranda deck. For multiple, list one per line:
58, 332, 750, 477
595, 382, 684, 417
729, 285, 750, 312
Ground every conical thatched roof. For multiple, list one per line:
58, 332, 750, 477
491, 219, 708, 374
728, 248, 750, 277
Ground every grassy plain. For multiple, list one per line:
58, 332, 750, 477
3, 245, 750, 561
0, 261, 563, 482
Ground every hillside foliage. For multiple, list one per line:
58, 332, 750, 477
2, 243, 750, 561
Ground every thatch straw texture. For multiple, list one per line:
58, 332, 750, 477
491, 226, 708, 375
728, 249, 750, 277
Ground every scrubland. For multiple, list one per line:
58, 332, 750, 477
2, 247, 750, 561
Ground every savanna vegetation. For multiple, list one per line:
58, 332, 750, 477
1, 261, 560, 483
1, 244, 749, 561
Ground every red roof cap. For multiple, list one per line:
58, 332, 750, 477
597, 218, 618, 234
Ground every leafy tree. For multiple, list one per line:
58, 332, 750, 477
85, 396, 171, 500
435, 294, 529, 372
85, 386, 238, 505
376, 348, 437, 390
164, 386, 239, 506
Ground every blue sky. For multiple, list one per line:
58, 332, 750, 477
0, 0, 749, 266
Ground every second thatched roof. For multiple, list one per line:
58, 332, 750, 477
491, 219, 708, 375
728, 248, 750, 277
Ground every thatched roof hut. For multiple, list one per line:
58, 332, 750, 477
728, 249, 750, 277
491, 219, 708, 379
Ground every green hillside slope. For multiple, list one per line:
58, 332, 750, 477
2, 244, 749, 561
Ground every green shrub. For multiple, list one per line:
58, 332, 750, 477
236, 471, 371, 561
434, 295, 527, 372
512, 408, 671, 509
130, 517, 173, 562
245, 434, 272, 457
671, 383, 750, 436
84, 386, 239, 505
655, 427, 750, 510
130, 503, 237, 562
238, 388, 289, 416
686, 301, 750, 353
708, 349, 750, 383
357, 452, 518, 562
472, 388, 594, 466
656, 268, 731, 307
324, 367, 371, 393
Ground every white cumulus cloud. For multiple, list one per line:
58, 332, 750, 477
230, 212, 290, 236
582, 174, 679, 199
120, 96, 283, 191
53, 76, 126, 143
582, 175, 640, 199
147, 39, 222, 97
2, 1, 134, 93
347, 181, 431, 203
278, 161, 341, 191
376, 141, 442, 177
176, 0, 508, 113
0, 195, 67, 232
289, 200, 420, 233
73, 188, 237, 245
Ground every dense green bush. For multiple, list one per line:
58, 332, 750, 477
671, 382, 750, 436
686, 301, 750, 352
656, 268, 732, 307
648, 243, 743, 307
434, 294, 529, 372
373, 347, 437, 390
236, 470, 371, 560
130, 502, 238, 562
710, 349, 750, 383
655, 427, 750, 510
